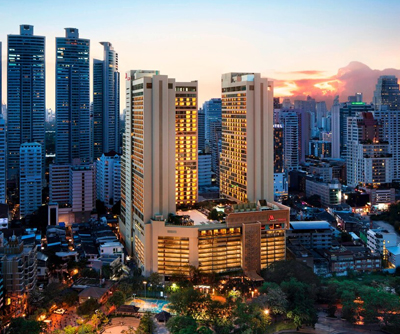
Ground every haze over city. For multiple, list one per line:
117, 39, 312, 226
1, 0, 400, 108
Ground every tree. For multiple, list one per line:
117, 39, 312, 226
8, 318, 47, 334
168, 287, 208, 319
77, 298, 100, 316
254, 283, 288, 320
281, 278, 318, 329
107, 290, 126, 308
77, 324, 96, 334
101, 264, 112, 279
118, 282, 134, 297
62, 290, 79, 306
167, 316, 198, 334
112, 200, 121, 215
148, 272, 163, 289
96, 200, 107, 215
64, 326, 78, 334
233, 299, 270, 334
262, 260, 320, 287
136, 312, 155, 334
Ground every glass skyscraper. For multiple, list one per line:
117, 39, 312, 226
56, 28, 91, 164
373, 75, 400, 111
7, 25, 45, 181
93, 42, 120, 159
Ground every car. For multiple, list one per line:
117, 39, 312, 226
53, 308, 66, 315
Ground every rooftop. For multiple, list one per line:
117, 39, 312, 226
176, 210, 209, 226
290, 221, 331, 230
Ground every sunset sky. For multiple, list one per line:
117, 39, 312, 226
1, 0, 400, 109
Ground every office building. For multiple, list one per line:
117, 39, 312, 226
93, 42, 120, 159
288, 221, 333, 249
203, 98, 222, 180
19, 143, 42, 218
70, 164, 95, 221
198, 153, 212, 187
278, 111, 300, 171
346, 112, 393, 187
56, 28, 91, 164
305, 177, 341, 206
220, 73, 274, 203
274, 124, 284, 174
7, 25, 45, 180
348, 92, 363, 103
49, 164, 71, 205
308, 140, 331, 158
120, 70, 177, 262
175, 81, 198, 206
374, 108, 400, 181
197, 108, 206, 152
0, 115, 6, 203
95, 152, 121, 208
203, 98, 222, 143
316, 101, 327, 129
373, 75, 400, 111
294, 95, 316, 113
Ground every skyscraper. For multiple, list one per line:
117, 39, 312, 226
220, 73, 274, 203
278, 111, 300, 171
373, 75, 400, 111
19, 142, 42, 218
93, 42, 120, 159
175, 81, 198, 206
0, 115, 6, 203
7, 25, 45, 181
197, 108, 205, 152
96, 152, 121, 208
120, 70, 176, 260
55, 28, 91, 164
346, 112, 393, 187
374, 108, 400, 182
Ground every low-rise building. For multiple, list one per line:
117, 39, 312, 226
288, 221, 333, 249
386, 245, 400, 268
144, 201, 290, 279
367, 229, 397, 254
99, 241, 124, 262
305, 177, 342, 206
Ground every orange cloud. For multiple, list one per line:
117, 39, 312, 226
274, 61, 400, 107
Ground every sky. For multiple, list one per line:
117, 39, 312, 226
1, 0, 400, 110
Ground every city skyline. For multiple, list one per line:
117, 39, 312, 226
1, 0, 400, 109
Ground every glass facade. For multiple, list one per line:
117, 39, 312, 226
55, 28, 91, 164
7, 25, 45, 180
93, 42, 120, 159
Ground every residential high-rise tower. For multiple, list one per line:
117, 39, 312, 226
373, 75, 400, 111
7, 25, 45, 181
93, 42, 120, 159
55, 28, 91, 164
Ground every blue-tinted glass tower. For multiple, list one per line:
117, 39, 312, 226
93, 42, 120, 159
197, 108, 205, 151
56, 28, 91, 164
373, 75, 400, 111
7, 25, 46, 181
203, 98, 222, 177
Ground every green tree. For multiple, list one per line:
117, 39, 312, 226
281, 278, 318, 329
80, 268, 99, 278
64, 326, 78, 334
107, 290, 126, 308
167, 316, 198, 334
62, 290, 79, 306
77, 298, 100, 316
233, 299, 270, 334
136, 312, 155, 334
8, 318, 47, 334
168, 287, 208, 319
118, 282, 134, 297
254, 283, 288, 319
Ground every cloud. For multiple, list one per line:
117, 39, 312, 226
289, 70, 326, 76
274, 61, 400, 107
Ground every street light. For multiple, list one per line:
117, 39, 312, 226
143, 281, 147, 299
264, 309, 270, 316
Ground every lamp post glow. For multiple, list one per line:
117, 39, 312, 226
143, 281, 147, 299
264, 309, 270, 316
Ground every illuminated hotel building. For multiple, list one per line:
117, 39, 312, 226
145, 201, 289, 278
220, 73, 274, 203
175, 82, 198, 206
120, 70, 198, 269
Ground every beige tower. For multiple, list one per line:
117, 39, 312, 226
120, 71, 199, 273
220, 73, 274, 203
